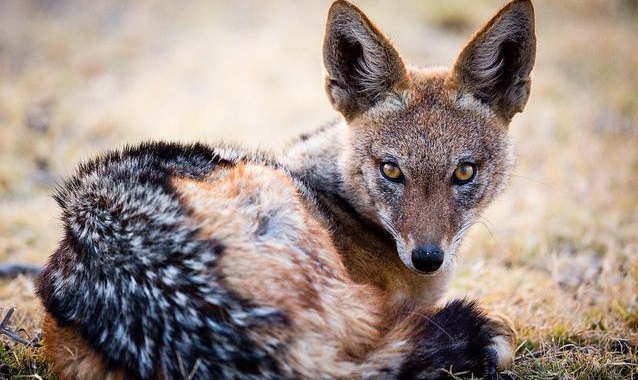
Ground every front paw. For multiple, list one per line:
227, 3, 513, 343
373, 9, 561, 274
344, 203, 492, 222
484, 311, 517, 372
397, 299, 515, 379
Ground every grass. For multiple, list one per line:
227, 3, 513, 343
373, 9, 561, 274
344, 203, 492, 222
1, 0, 637, 378
0, 305, 50, 379
512, 342, 638, 379
0, 344, 51, 380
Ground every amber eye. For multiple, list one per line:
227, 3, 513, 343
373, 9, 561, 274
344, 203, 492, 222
380, 162, 403, 182
452, 163, 477, 185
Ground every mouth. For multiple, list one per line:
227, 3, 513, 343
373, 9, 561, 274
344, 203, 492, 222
409, 266, 442, 276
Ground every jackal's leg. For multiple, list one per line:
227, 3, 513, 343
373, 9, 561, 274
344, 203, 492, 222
361, 300, 510, 380
484, 311, 517, 371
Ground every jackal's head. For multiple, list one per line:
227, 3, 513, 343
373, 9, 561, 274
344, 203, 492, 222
323, 0, 536, 274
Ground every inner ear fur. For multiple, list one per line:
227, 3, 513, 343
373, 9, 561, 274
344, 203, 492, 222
323, 0, 410, 120
447, 0, 536, 122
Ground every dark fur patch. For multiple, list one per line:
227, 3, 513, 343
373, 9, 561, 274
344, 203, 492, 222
398, 299, 498, 379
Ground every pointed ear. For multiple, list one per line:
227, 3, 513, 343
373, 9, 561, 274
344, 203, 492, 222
323, 0, 410, 120
447, 0, 536, 121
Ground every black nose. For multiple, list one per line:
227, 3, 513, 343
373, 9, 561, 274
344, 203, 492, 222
411, 244, 444, 273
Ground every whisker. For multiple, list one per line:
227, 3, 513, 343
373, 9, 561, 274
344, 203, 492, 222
452, 223, 474, 247
379, 214, 401, 241
406, 310, 453, 340
475, 214, 494, 228
497, 171, 553, 189
474, 215, 494, 239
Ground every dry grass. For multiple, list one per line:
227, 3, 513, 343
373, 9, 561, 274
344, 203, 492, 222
1, 0, 636, 378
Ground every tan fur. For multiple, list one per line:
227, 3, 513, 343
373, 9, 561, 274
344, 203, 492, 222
41, 313, 129, 380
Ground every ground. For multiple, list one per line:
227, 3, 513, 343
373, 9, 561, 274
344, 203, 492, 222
0, 0, 637, 378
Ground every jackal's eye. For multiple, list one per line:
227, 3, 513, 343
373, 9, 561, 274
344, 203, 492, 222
380, 162, 403, 183
452, 163, 477, 185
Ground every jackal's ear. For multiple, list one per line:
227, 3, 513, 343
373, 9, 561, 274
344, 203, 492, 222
323, 0, 409, 120
448, 0, 536, 122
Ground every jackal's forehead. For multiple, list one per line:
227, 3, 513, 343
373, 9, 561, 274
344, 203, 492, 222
355, 72, 510, 175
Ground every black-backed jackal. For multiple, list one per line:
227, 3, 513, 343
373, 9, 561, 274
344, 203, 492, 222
37, 1, 536, 379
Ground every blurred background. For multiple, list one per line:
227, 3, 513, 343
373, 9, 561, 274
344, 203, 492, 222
0, 0, 637, 374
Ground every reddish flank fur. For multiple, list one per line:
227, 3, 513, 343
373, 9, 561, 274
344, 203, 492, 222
41, 313, 128, 380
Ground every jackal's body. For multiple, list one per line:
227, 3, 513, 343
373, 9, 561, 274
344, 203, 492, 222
39, 142, 501, 379
37, 1, 535, 378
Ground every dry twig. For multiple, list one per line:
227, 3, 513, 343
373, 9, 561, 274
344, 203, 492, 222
0, 307, 41, 347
